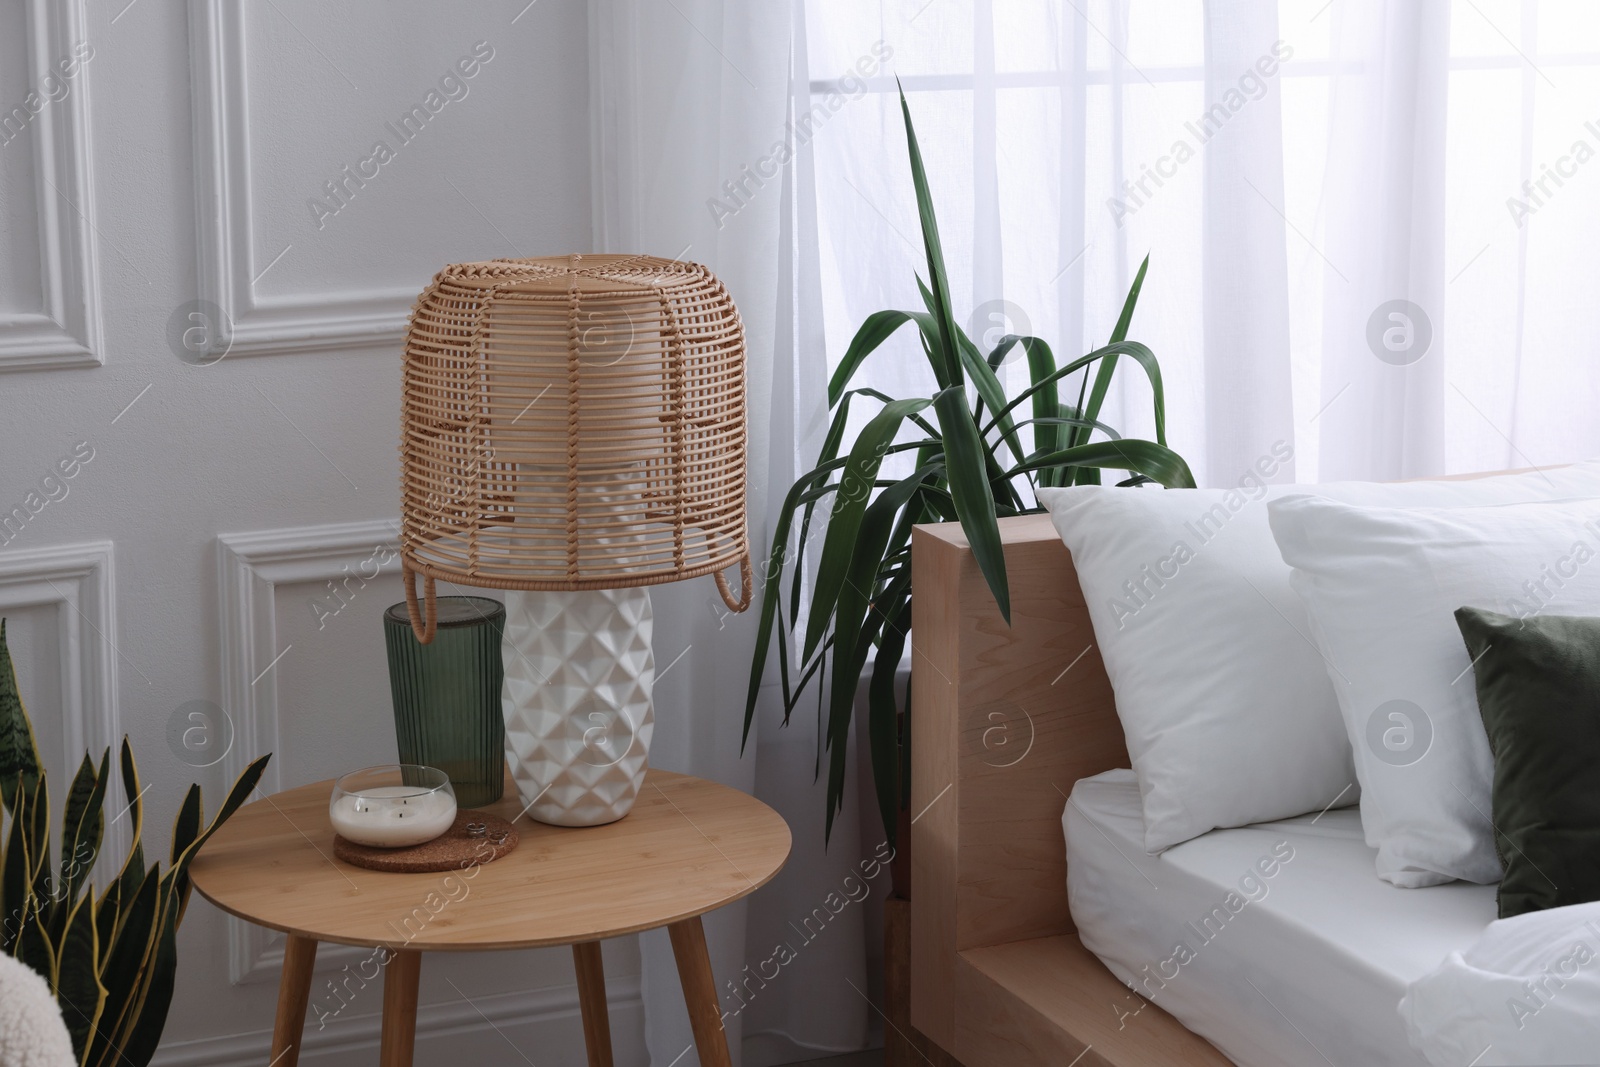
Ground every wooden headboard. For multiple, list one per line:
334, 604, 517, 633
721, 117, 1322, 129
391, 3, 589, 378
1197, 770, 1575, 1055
909, 513, 1123, 1048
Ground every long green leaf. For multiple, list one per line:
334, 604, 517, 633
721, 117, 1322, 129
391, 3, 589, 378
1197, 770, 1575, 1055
113, 740, 145, 915
1019, 337, 1062, 487
116, 740, 142, 832
813, 642, 828, 780
984, 340, 1167, 441
824, 599, 882, 846
168, 788, 202, 871
1008, 438, 1195, 488
742, 436, 932, 751
881, 491, 930, 573
853, 386, 942, 440
932, 386, 1010, 621
168, 754, 271, 920
197, 755, 270, 842
28, 774, 50, 905
780, 476, 934, 735
2, 776, 31, 953
1109, 253, 1149, 346
119, 877, 182, 1065
15, 896, 55, 981
828, 311, 925, 405
827, 465, 936, 718
913, 480, 958, 522
55, 891, 105, 1060
91, 865, 159, 1067
745, 470, 825, 751
824, 468, 931, 842
898, 84, 964, 391
791, 392, 857, 628
983, 437, 1026, 515
913, 277, 1026, 468
802, 397, 933, 662
784, 633, 833, 724
1073, 255, 1152, 483
165, 787, 204, 929
92, 881, 120, 969
897, 91, 1016, 623
0, 618, 42, 813
867, 593, 911, 850
58, 751, 107, 924
1011, 414, 1122, 443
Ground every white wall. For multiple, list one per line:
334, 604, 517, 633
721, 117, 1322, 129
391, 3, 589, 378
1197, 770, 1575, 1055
0, 0, 645, 1062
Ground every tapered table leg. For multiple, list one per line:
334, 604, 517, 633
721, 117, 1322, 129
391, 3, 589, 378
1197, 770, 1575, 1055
270, 934, 318, 1067
667, 916, 731, 1067
572, 941, 614, 1067
379, 950, 422, 1067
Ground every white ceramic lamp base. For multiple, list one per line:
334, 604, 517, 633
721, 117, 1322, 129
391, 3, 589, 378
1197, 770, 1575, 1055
501, 587, 654, 826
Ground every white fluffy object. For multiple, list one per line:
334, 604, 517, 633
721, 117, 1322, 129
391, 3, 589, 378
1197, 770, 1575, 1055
1402, 901, 1600, 1066
0, 954, 75, 1067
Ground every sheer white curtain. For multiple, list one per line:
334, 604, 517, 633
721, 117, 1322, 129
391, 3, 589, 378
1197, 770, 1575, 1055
589, 3, 881, 1065
799, 0, 1600, 490
590, 1, 1600, 1063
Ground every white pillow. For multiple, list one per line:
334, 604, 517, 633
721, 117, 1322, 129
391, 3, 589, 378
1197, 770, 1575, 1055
1401, 901, 1600, 1066
1268, 494, 1600, 887
1038, 456, 1600, 854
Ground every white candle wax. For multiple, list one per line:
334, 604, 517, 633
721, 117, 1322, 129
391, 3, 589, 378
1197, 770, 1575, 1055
330, 785, 456, 848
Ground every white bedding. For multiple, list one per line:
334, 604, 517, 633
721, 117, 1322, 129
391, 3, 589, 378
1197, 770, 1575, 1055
1402, 902, 1600, 1066
1065, 769, 1497, 1066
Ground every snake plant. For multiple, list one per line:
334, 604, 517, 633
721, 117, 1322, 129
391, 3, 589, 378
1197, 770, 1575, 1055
0, 619, 271, 1065
742, 88, 1194, 848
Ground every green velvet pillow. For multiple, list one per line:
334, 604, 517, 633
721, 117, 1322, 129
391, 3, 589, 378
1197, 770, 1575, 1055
1455, 606, 1600, 918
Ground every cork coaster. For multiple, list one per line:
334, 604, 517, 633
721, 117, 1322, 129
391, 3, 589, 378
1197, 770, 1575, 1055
333, 810, 519, 873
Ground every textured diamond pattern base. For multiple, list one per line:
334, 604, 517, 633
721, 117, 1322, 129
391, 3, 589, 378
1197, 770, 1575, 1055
501, 587, 654, 826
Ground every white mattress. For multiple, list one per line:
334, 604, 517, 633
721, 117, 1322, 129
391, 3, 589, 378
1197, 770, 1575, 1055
1064, 769, 1497, 1067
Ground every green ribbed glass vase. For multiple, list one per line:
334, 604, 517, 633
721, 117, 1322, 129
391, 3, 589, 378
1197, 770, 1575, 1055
383, 596, 505, 807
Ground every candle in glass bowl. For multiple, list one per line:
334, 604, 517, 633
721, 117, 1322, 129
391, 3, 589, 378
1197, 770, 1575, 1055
329, 765, 456, 848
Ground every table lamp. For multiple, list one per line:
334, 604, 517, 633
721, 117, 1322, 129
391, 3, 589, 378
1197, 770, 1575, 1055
398, 254, 750, 826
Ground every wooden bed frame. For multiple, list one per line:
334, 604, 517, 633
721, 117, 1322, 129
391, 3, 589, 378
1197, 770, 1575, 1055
909, 512, 1230, 1066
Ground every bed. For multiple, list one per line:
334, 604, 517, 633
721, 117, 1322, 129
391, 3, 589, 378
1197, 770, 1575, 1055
1066, 769, 1495, 1066
906, 510, 1498, 1067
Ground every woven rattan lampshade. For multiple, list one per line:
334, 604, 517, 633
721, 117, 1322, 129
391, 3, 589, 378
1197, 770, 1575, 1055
399, 254, 750, 642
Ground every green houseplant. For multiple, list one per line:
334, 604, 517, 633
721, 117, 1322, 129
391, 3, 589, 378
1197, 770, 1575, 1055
0, 619, 271, 1066
741, 89, 1194, 858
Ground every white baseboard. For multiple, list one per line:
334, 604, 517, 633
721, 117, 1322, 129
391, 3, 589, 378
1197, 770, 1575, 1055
152, 976, 645, 1067
742, 1029, 883, 1067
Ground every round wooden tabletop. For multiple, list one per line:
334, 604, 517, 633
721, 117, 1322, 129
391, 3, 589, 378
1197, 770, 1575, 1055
190, 769, 791, 951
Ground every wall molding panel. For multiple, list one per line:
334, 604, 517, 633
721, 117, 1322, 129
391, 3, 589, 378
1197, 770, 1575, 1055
0, 0, 102, 372
0, 541, 121, 862
216, 518, 401, 983
188, 0, 416, 358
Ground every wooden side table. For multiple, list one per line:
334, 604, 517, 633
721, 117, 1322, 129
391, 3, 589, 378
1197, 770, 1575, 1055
190, 769, 790, 1067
